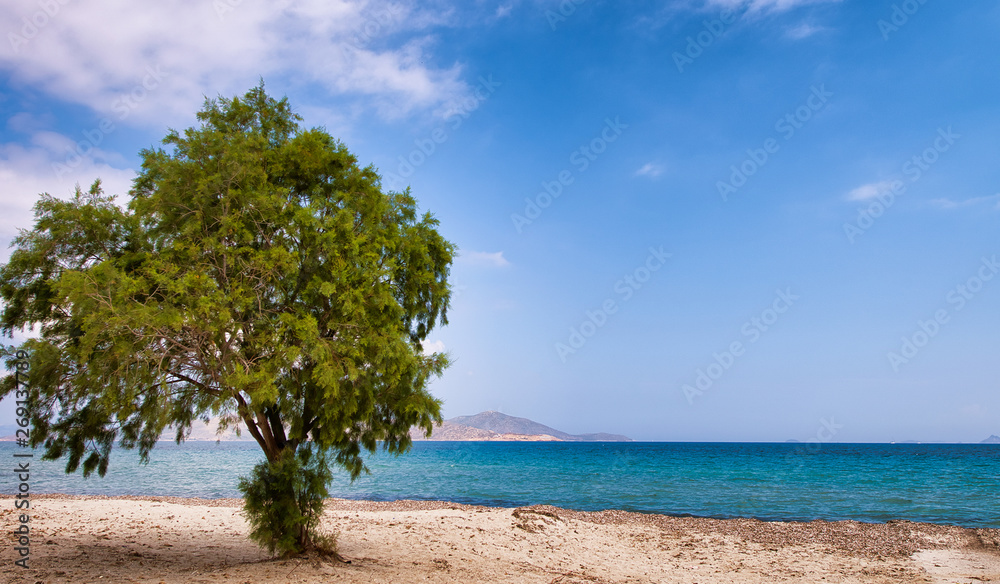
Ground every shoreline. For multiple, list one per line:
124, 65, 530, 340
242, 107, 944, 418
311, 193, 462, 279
4, 494, 999, 583
16, 491, 1000, 530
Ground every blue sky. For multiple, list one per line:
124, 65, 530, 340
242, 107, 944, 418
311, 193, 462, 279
1, 0, 998, 442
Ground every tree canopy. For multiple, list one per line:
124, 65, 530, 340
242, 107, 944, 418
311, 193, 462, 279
1, 84, 454, 552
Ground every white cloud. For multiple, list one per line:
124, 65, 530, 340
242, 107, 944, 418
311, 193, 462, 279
0, 135, 136, 259
845, 181, 895, 202
0, 0, 471, 125
929, 194, 1000, 210
496, 3, 514, 18
704, 0, 841, 13
459, 251, 511, 268
422, 339, 446, 355
635, 162, 665, 178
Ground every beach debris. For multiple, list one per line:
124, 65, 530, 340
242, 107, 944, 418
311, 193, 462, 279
513, 507, 563, 533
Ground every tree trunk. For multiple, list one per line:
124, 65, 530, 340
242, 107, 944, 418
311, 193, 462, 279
296, 523, 312, 552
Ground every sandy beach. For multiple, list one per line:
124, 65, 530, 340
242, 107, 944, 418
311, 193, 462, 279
2, 494, 999, 584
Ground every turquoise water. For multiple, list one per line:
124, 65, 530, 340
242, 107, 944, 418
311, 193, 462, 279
3, 441, 998, 528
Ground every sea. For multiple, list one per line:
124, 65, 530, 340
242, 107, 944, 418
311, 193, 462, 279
3, 441, 998, 528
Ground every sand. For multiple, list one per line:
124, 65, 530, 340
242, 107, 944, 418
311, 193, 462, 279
2, 494, 999, 583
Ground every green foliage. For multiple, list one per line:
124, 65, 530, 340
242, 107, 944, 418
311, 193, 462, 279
0, 82, 454, 552
238, 445, 333, 556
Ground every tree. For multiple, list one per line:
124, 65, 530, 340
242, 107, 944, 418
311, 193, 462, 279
0, 84, 454, 554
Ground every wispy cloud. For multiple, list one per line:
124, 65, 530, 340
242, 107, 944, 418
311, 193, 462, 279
786, 23, 823, 39
703, 0, 842, 13
459, 251, 511, 268
0, 134, 136, 249
0, 0, 481, 249
0, 0, 471, 125
635, 162, 666, 179
845, 181, 896, 201
929, 194, 1000, 210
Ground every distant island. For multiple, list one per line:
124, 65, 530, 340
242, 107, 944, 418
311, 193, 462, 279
2, 411, 631, 443
410, 411, 632, 442
6, 421, 997, 444
147, 410, 632, 442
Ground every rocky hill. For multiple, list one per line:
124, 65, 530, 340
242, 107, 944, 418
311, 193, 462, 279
981, 435, 1000, 444
159, 418, 254, 442
409, 420, 562, 441
412, 411, 631, 442
2, 412, 630, 443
